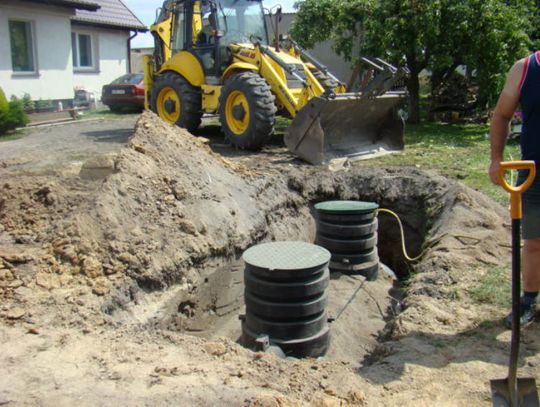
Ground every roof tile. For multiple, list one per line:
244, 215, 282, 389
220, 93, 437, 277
73, 0, 147, 31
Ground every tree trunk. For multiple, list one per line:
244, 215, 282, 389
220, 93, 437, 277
429, 69, 444, 122
407, 71, 421, 124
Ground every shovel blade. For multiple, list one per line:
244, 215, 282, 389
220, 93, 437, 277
491, 378, 539, 407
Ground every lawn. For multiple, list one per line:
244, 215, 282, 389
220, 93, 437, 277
276, 115, 521, 205
355, 121, 521, 205
0, 130, 27, 141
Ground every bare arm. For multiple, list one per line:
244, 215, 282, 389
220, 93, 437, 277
489, 59, 525, 185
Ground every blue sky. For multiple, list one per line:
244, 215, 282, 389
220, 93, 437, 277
125, 0, 298, 48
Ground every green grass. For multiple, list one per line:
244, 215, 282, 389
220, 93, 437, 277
275, 115, 519, 204
0, 129, 28, 141
275, 116, 291, 134
469, 266, 511, 307
355, 121, 521, 205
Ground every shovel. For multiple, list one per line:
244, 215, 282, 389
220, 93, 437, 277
491, 160, 539, 407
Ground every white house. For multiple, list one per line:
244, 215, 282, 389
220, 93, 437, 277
0, 0, 147, 104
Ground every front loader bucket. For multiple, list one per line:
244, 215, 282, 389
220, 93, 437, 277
285, 93, 406, 165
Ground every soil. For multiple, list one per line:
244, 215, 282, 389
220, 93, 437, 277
0, 112, 537, 406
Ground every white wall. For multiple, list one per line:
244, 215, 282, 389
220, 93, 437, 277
0, 1, 130, 102
73, 27, 129, 100
0, 1, 75, 100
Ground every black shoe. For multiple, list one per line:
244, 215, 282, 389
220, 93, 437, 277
504, 297, 537, 329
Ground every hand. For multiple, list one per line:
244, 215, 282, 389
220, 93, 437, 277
489, 160, 502, 185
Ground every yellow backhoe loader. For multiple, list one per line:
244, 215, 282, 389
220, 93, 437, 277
145, 0, 408, 165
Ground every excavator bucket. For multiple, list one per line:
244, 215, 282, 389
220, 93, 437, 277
284, 92, 406, 165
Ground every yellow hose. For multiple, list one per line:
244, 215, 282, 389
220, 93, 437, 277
377, 208, 425, 262
377, 206, 515, 260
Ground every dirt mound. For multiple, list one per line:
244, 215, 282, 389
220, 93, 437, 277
1, 113, 266, 295
0, 112, 534, 406
73, 114, 271, 291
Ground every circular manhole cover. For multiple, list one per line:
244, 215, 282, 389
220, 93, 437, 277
314, 200, 379, 214
242, 241, 330, 271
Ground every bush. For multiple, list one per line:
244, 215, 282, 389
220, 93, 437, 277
8, 98, 29, 128
21, 93, 34, 112
35, 99, 54, 111
0, 88, 29, 134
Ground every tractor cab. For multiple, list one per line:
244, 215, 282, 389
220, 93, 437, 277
168, 0, 269, 76
214, 0, 269, 46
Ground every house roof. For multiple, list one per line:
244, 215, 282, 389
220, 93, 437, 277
26, 0, 100, 11
72, 0, 147, 32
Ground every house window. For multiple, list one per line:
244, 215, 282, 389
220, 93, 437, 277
72, 32, 96, 70
9, 20, 36, 73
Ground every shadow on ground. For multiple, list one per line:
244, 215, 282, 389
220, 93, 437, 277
81, 128, 133, 144
357, 317, 540, 384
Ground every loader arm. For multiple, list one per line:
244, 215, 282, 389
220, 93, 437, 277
230, 42, 408, 165
249, 43, 325, 118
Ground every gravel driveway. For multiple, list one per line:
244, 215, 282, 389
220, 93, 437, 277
0, 116, 139, 173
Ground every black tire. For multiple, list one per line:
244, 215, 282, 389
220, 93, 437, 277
312, 70, 339, 91
219, 72, 276, 150
150, 72, 202, 132
109, 105, 123, 113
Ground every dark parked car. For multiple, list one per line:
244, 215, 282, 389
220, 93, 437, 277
101, 73, 144, 112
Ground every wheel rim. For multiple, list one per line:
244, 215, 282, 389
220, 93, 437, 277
156, 87, 181, 124
225, 90, 250, 135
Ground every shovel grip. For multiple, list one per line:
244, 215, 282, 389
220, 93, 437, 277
498, 160, 536, 220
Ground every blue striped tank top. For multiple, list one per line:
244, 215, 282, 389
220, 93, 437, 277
519, 51, 540, 164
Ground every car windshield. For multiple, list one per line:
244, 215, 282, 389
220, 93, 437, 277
217, 0, 267, 45
111, 74, 143, 85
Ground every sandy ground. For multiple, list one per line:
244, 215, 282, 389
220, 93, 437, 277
0, 112, 538, 406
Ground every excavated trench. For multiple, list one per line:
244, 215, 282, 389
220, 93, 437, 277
130, 170, 432, 366
89, 114, 487, 366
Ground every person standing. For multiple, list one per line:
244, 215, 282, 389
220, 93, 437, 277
489, 51, 540, 328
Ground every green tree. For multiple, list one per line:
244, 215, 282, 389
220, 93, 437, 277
291, 0, 533, 123
463, 0, 532, 105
